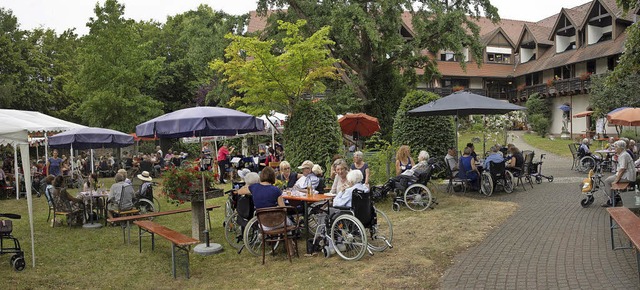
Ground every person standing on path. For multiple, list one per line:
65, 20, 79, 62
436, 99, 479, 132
217, 143, 234, 184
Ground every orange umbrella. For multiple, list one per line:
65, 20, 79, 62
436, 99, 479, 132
338, 113, 380, 137
608, 107, 640, 126
572, 111, 593, 118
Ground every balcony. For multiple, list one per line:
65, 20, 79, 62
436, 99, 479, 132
420, 87, 512, 99
512, 77, 592, 102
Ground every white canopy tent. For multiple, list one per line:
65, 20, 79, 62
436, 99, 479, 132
0, 110, 86, 268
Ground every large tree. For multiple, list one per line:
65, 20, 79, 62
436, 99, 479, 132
211, 19, 340, 115
608, 0, 640, 80
149, 5, 247, 111
255, 0, 499, 138
69, 0, 164, 132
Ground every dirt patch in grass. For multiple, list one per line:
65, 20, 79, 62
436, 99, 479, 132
3, 184, 516, 289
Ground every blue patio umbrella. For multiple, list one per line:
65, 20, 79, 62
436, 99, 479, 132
48, 127, 134, 150
135, 106, 264, 251
607, 107, 630, 116
135, 106, 264, 138
558, 104, 571, 112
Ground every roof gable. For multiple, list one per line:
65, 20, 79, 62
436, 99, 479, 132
483, 27, 515, 48
516, 23, 554, 48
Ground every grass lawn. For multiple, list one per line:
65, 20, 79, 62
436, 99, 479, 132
2, 178, 518, 289
521, 133, 575, 158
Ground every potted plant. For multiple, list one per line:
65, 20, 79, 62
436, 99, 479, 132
579, 72, 591, 81
161, 164, 221, 205
516, 84, 526, 92
546, 78, 555, 87
452, 85, 465, 92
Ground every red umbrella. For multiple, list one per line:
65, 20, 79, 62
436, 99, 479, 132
608, 107, 640, 126
338, 113, 380, 137
572, 111, 593, 118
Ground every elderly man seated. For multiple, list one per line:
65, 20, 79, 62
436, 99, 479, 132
484, 145, 505, 171
294, 160, 319, 191
107, 173, 135, 218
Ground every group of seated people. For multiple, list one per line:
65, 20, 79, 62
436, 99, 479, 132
42, 168, 155, 226
446, 143, 525, 191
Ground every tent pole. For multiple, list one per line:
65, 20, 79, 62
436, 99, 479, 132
483, 115, 487, 159
14, 144, 19, 199
44, 135, 48, 170
19, 144, 36, 268
455, 115, 459, 153
90, 149, 94, 174
70, 144, 74, 181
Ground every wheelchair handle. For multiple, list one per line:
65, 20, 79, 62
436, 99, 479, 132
540, 154, 546, 160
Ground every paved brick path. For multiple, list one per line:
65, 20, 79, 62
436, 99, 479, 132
440, 133, 638, 289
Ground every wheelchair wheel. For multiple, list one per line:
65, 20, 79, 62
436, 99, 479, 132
368, 208, 393, 252
331, 214, 367, 261
535, 176, 542, 184
242, 217, 275, 256
578, 156, 595, 173
137, 198, 156, 217
548, 176, 554, 182
392, 202, 400, 212
242, 217, 262, 256
503, 171, 514, 193
224, 212, 244, 250
580, 195, 595, 208
403, 184, 432, 211
481, 172, 493, 197
12, 256, 25, 271
224, 199, 233, 220
153, 197, 161, 212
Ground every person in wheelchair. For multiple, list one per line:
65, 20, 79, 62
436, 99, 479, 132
238, 167, 292, 230
332, 170, 366, 210
329, 159, 349, 195
484, 145, 506, 170
136, 171, 154, 201
578, 138, 596, 159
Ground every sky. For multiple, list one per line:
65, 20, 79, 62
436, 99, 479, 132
2, 0, 592, 36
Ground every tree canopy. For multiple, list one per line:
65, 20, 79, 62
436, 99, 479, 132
211, 20, 340, 115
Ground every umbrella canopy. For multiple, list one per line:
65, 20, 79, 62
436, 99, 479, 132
558, 104, 571, 112
572, 111, 593, 118
607, 107, 640, 126
338, 113, 380, 137
408, 91, 525, 116
49, 127, 134, 149
407, 91, 526, 150
136, 106, 264, 138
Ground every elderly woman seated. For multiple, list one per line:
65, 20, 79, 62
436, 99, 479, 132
51, 175, 85, 225
332, 170, 367, 209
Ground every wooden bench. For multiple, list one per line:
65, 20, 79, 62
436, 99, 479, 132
607, 207, 640, 282
133, 220, 199, 279
611, 182, 631, 207
107, 205, 220, 244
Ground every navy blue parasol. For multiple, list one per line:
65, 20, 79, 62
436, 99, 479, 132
135, 106, 264, 138
48, 127, 134, 149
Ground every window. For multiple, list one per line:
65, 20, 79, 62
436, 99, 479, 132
440, 53, 456, 62
598, 32, 612, 43
487, 53, 511, 63
442, 78, 469, 88
586, 60, 596, 74
525, 73, 541, 86
608, 55, 619, 70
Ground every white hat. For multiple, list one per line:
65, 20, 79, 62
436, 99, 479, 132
237, 168, 251, 179
137, 171, 153, 182
298, 160, 314, 170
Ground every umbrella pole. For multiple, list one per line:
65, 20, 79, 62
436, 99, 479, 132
455, 115, 459, 153
201, 137, 210, 247
90, 149, 94, 174
483, 115, 486, 159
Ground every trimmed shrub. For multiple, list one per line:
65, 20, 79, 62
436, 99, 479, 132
283, 100, 342, 173
529, 114, 550, 137
392, 90, 454, 159
525, 93, 552, 137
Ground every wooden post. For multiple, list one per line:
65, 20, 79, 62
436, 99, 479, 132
191, 200, 206, 242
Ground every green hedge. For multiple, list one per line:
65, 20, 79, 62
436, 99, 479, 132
392, 90, 454, 159
283, 100, 342, 174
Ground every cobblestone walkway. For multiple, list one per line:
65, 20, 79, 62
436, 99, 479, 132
440, 133, 638, 289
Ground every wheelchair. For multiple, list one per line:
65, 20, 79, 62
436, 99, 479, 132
480, 161, 514, 196
371, 158, 440, 212
0, 213, 25, 271
578, 153, 612, 174
224, 192, 256, 252
310, 189, 393, 261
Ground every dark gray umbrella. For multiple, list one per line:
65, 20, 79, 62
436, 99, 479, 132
408, 91, 526, 151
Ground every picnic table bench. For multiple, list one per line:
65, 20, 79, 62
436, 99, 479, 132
606, 207, 640, 282
134, 220, 199, 279
107, 205, 220, 244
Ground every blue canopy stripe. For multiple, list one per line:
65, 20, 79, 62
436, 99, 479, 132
48, 127, 134, 150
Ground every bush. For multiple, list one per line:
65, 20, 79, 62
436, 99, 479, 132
620, 129, 639, 140
392, 90, 454, 159
529, 114, 550, 137
283, 100, 342, 173
366, 145, 395, 186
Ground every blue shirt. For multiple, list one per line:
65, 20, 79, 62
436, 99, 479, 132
333, 183, 368, 208
484, 153, 505, 170
48, 157, 62, 176
249, 183, 282, 209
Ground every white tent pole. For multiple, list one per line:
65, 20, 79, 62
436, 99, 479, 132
90, 149, 94, 174
44, 135, 48, 169
19, 143, 35, 268
70, 144, 74, 179
14, 144, 19, 199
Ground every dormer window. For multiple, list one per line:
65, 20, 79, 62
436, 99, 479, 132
555, 14, 576, 53
587, 1, 613, 45
486, 47, 511, 64
440, 52, 457, 62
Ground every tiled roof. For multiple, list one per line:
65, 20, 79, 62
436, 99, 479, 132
517, 24, 554, 46
416, 61, 515, 78
514, 31, 626, 76
599, 0, 637, 23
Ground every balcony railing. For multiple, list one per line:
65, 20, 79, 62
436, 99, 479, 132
420, 76, 592, 103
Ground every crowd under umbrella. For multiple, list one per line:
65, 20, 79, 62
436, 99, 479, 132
407, 90, 526, 154
48, 127, 135, 229
135, 106, 265, 255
